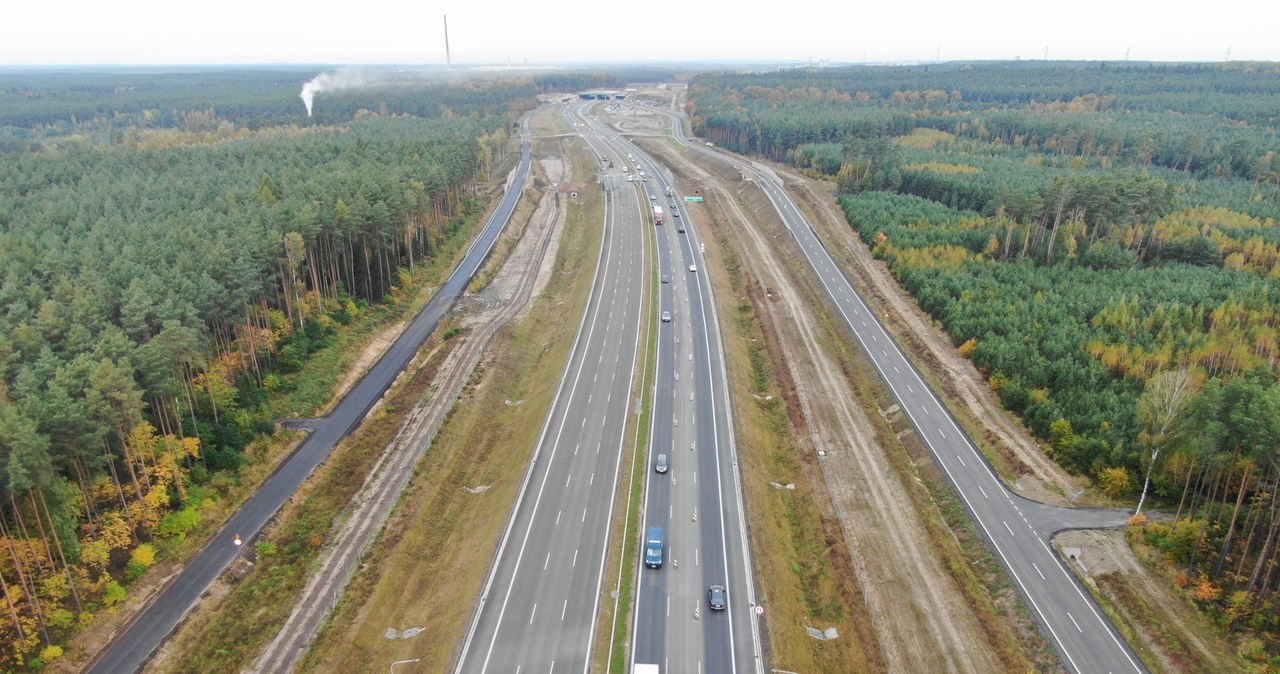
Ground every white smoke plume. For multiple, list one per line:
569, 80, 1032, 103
299, 69, 373, 117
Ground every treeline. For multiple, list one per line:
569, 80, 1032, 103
0, 68, 626, 150
688, 62, 1280, 661
0, 71, 532, 669
688, 62, 1280, 185
842, 191, 1280, 655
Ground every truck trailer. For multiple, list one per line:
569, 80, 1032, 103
653, 206, 664, 225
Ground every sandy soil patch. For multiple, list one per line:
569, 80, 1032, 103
1055, 529, 1236, 673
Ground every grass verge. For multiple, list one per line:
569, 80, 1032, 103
651, 134, 1053, 672
598, 190, 659, 674
775, 178, 1055, 671
295, 123, 604, 673
669, 150, 886, 672
154, 335, 459, 673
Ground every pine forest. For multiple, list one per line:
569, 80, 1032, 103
0, 68, 622, 669
688, 61, 1280, 664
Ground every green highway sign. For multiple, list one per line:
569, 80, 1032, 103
683, 196, 704, 202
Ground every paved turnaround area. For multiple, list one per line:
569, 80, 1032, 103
85, 132, 532, 674
666, 116, 1145, 674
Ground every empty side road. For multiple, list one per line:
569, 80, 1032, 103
84, 131, 533, 674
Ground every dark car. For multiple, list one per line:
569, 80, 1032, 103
707, 584, 727, 610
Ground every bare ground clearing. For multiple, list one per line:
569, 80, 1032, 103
1056, 528, 1242, 674
323, 320, 408, 414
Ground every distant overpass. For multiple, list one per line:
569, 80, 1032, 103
579, 89, 624, 100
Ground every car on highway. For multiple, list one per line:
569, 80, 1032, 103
650, 194, 656, 200
661, 274, 669, 284
654, 453, 668, 473
707, 584, 727, 610
673, 211, 680, 218
689, 264, 697, 272
661, 310, 671, 322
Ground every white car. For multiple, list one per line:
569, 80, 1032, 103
661, 311, 671, 322
689, 264, 697, 272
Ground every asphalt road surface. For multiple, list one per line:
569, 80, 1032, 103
587, 107, 763, 674
662, 112, 1145, 674
85, 127, 533, 674
453, 104, 646, 674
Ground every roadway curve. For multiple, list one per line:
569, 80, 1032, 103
661, 111, 1145, 674
85, 127, 533, 674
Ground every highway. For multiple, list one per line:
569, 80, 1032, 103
453, 104, 646, 673
661, 110, 1145, 674
583, 107, 762, 674
85, 127, 534, 674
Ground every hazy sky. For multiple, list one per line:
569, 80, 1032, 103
2, 0, 1275, 65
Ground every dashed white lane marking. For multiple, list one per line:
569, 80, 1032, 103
1033, 562, 1045, 580
1067, 612, 1083, 632
978, 484, 989, 499
1003, 521, 1015, 536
